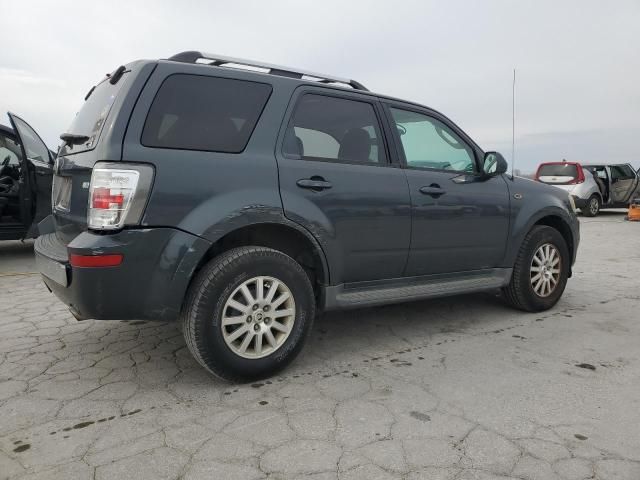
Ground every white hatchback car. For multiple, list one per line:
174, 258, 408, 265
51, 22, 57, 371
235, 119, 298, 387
535, 161, 640, 216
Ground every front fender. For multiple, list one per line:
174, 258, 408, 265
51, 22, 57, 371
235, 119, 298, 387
504, 179, 579, 268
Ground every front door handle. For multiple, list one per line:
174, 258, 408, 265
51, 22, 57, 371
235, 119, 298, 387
297, 177, 332, 191
419, 184, 446, 197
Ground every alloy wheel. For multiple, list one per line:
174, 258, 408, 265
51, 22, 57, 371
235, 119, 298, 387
530, 243, 561, 298
221, 276, 296, 359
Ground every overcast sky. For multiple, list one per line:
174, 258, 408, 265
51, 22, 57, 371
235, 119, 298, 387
1, 0, 638, 172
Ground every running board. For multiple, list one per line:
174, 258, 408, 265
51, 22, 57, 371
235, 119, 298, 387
322, 268, 512, 310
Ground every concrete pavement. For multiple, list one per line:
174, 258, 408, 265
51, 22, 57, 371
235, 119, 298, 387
1, 211, 639, 479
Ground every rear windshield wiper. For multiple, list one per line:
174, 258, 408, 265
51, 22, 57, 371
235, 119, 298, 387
60, 133, 90, 146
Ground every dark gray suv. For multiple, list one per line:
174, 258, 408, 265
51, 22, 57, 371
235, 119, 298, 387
35, 52, 580, 380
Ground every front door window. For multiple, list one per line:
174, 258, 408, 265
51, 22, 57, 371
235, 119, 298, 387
390, 108, 476, 173
0, 132, 23, 224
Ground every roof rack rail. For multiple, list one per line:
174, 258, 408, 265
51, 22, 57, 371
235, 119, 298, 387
167, 51, 368, 91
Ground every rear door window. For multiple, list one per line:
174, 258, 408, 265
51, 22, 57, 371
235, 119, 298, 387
141, 74, 272, 153
282, 93, 386, 164
610, 164, 635, 180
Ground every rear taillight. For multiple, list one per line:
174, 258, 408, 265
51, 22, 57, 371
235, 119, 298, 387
534, 166, 542, 181
568, 164, 586, 184
88, 162, 153, 230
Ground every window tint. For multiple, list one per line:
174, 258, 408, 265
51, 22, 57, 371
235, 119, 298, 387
0, 134, 22, 167
585, 166, 607, 180
609, 165, 635, 180
390, 108, 475, 172
537, 163, 578, 178
64, 73, 129, 153
142, 74, 272, 153
11, 116, 50, 164
283, 94, 386, 164
293, 127, 339, 159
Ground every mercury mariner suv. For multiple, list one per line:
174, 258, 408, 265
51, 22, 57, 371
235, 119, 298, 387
30, 52, 580, 381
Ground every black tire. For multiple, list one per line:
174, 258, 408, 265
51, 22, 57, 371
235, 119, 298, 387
182, 246, 315, 382
502, 225, 570, 312
582, 195, 600, 217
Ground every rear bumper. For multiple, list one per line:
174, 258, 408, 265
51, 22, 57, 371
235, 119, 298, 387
35, 228, 211, 321
572, 195, 588, 209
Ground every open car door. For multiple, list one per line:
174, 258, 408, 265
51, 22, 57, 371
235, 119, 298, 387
631, 166, 640, 202
7, 113, 54, 237
609, 164, 639, 205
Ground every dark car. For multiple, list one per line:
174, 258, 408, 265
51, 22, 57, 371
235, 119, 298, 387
35, 52, 580, 380
0, 117, 53, 240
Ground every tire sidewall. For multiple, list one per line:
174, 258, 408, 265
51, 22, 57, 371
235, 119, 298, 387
518, 227, 570, 311
192, 250, 314, 379
583, 195, 600, 217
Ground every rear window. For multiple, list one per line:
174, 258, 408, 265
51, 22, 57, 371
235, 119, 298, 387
64, 73, 129, 153
141, 74, 272, 153
538, 163, 578, 178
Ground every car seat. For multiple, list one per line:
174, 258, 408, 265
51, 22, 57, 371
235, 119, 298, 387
338, 128, 371, 163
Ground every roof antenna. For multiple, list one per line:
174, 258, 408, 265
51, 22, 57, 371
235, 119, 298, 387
511, 68, 516, 179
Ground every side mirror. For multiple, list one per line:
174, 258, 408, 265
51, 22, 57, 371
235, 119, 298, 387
483, 151, 508, 176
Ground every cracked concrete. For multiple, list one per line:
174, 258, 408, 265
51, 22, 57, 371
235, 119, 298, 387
1, 211, 640, 479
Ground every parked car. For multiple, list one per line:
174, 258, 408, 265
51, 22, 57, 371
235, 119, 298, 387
34, 52, 579, 380
0, 117, 54, 241
535, 161, 640, 216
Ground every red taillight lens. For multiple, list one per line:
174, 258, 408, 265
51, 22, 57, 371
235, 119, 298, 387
87, 163, 154, 231
534, 166, 542, 181
69, 254, 123, 267
575, 164, 585, 184
88, 168, 140, 230
91, 187, 125, 210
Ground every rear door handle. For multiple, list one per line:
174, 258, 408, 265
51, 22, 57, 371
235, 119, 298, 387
297, 177, 332, 191
419, 184, 446, 197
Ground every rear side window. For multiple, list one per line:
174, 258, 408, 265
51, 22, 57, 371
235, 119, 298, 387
282, 94, 386, 164
142, 74, 272, 153
537, 163, 578, 178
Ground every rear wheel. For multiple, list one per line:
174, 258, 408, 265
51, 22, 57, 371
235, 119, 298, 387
182, 246, 315, 381
582, 195, 600, 217
503, 225, 569, 312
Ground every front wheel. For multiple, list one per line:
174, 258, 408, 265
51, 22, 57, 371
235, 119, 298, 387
503, 225, 570, 312
582, 195, 600, 217
182, 246, 315, 381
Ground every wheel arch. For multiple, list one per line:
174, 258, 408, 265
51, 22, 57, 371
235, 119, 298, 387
584, 190, 603, 203
189, 221, 330, 295
533, 215, 575, 269
505, 198, 578, 273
